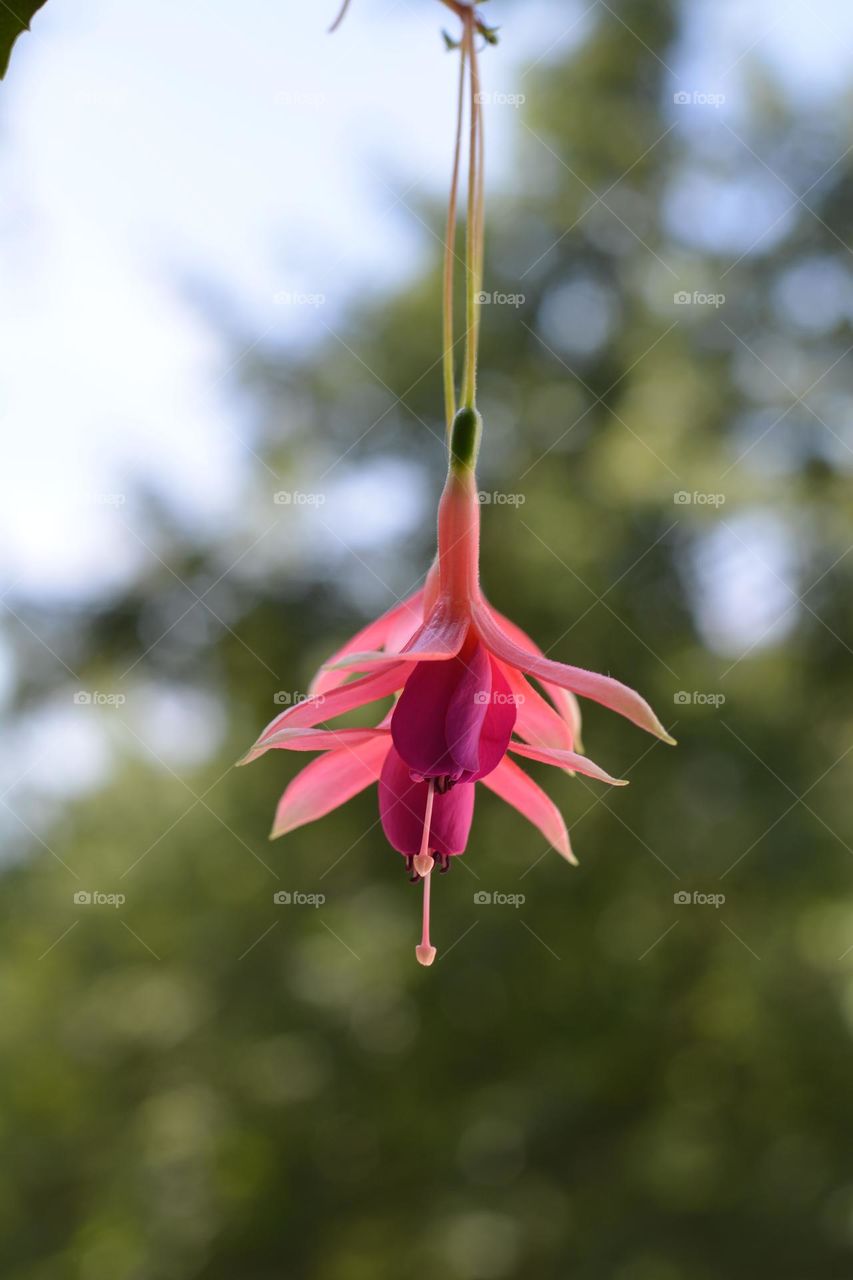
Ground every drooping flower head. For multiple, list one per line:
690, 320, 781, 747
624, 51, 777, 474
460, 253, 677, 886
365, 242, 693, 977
241, 406, 673, 964
240, 3, 675, 966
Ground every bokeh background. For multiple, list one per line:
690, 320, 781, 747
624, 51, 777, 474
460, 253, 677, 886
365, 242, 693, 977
3, 0, 853, 1276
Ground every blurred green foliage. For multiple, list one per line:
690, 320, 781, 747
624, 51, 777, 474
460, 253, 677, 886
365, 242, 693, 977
4, 1, 853, 1277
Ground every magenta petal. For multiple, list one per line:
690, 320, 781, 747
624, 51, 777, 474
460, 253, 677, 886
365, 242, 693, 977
466, 659, 517, 781
444, 642, 492, 776
391, 643, 515, 783
390, 656, 461, 778
379, 747, 475, 857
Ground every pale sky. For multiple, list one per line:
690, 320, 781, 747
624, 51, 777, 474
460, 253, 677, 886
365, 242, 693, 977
3, 0, 852, 599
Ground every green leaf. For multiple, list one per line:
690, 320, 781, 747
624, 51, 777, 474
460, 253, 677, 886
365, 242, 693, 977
0, 0, 47, 79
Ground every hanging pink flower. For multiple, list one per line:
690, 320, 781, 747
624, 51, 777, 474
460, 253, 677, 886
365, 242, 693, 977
240, 5, 674, 965
240, 410, 672, 965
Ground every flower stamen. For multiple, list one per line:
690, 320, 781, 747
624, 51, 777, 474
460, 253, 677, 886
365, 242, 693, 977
416, 870, 437, 967
415, 778, 437, 965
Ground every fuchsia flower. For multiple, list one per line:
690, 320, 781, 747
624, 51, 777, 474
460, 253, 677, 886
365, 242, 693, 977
241, 5, 674, 965
240, 407, 674, 966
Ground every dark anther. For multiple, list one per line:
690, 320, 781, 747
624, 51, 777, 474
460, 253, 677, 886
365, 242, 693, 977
439, 854, 451, 874
405, 855, 414, 875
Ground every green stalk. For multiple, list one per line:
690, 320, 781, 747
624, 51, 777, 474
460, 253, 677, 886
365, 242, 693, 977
460, 15, 483, 411
442, 39, 468, 435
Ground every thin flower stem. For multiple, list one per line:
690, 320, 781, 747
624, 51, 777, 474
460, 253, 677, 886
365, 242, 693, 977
443, 39, 468, 435
461, 13, 483, 411
332, 0, 488, 428
473, 49, 486, 382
